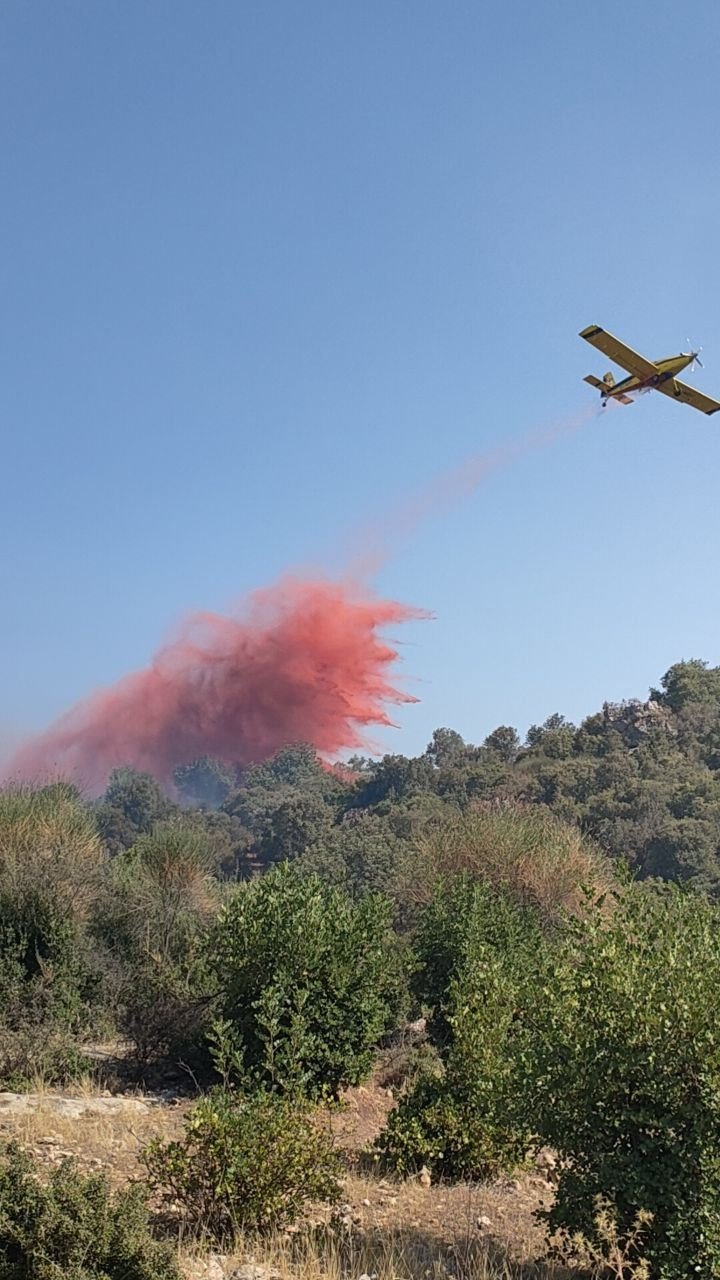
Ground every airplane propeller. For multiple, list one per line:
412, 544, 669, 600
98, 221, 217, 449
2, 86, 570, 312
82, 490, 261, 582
686, 339, 703, 370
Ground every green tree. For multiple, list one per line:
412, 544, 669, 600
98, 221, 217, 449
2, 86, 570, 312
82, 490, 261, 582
483, 725, 520, 762
96, 768, 173, 855
425, 728, 469, 769
654, 658, 720, 712
352, 753, 437, 808
297, 811, 415, 912
525, 713, 576, 758
173, 756, 237, 809
224, 745, 346, 867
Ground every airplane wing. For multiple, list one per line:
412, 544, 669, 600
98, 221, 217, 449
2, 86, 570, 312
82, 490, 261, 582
579, 325, 658, 379
656, 378, 720, 416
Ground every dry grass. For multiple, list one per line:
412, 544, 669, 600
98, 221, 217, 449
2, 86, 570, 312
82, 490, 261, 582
179, 1219, 574, 1280
0, 1078, 582, 1279
409, 804, 612, 925
0, 1088, 187, 1185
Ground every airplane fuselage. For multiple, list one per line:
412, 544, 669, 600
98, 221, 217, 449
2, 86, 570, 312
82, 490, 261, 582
604, 352, 695, 400
580, 324, 720, 415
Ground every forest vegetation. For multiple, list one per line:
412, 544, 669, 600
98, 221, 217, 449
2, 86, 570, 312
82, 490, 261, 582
3, 658, 720, 1278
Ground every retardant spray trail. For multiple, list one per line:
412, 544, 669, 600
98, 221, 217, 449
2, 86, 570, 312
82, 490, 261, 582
6, 578, 427, 795
346, 403, 601, 576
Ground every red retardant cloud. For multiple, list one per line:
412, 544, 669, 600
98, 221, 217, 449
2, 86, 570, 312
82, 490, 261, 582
6, 577, 425, 795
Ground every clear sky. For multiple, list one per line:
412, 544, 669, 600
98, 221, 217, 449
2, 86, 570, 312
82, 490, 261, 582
3, 0, 720, 760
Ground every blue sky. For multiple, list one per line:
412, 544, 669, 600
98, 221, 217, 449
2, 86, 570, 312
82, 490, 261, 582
3, 0, 720, 760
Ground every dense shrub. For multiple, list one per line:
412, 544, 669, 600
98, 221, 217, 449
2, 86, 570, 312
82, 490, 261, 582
209, 863, 404, 1096
524, 886, 720, 1279
0, 1142, 178, 1280
377, 966, 529, 1179
377, 877, 542, 1179
412, 874, 543, 1045
296, 811, 416, 913
0, 1011, 90, 1090
0, 784, 105, 1083
144, 1088, 340, 1239
93, 822, 218, 1066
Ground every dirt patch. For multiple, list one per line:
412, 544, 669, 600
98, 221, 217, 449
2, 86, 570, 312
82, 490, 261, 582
330, 1082, 396, 1153
318, 1076, 549, 1264
0, 1078, 553, 1269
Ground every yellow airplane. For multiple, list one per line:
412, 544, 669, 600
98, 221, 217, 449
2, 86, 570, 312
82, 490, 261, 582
580, 324, 720, 415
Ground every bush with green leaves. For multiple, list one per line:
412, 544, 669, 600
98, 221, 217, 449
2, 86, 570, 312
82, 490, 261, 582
144, 1087, 340, 1240
377, 876, 543, 1179
296, 811, 417, 919
209, 863, 404, 1096
412, 874, 544, 1045
0, 1142, 178, 1280
523, 885, 720, 1279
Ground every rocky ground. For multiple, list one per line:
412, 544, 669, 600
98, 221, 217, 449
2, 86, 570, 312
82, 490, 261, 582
0, 1077, 560, 1280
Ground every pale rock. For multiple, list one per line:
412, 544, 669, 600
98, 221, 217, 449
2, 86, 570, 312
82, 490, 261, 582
205, 1255, 226, 1280
534, 1146, 557, 1172
0, 1091, 151, 1120
231, 1265, 280, 1280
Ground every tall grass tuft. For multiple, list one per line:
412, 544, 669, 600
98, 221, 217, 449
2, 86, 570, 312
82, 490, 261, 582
411, 803, 611, 925
0, 781, 104, 917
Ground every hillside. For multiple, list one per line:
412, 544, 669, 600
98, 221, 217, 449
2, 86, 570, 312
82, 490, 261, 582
91, 657, 720, 901
3, 659, 720, 1278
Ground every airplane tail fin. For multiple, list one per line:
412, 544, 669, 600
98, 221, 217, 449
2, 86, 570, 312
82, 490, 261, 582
584, 372, 632, 406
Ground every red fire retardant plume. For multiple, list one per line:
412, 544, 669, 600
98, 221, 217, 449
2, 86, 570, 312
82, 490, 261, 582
7, 577, 425, 795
